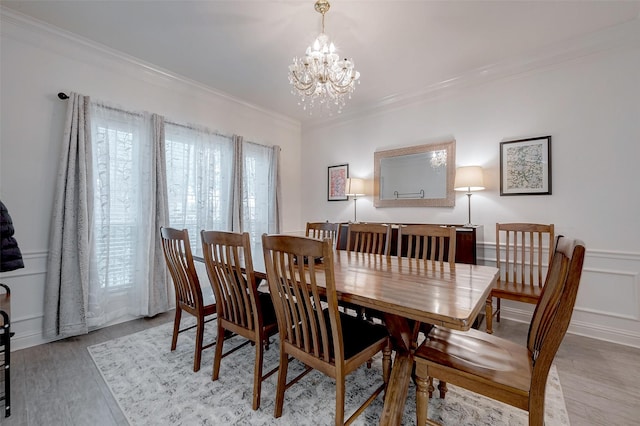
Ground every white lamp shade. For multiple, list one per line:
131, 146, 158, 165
345, 178, 366, 196
454, 166, 485, 191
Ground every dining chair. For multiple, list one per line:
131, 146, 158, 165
345, 223, 391, 322
486, 223, 555, 334
262, 234, 392, 426
345, 223, 391, 255
398, 224, 457, 336
305, 221, 340, 247
414, 235, 585, 426
160, 227, 216, 372
397, 224, 456, 263
200, 230, 279, 410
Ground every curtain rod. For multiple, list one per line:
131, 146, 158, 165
164, 120, 230, 139
58, 92, 277, 150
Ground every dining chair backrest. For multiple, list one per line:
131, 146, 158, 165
263, 235, 340, 362
527, 235, 584, 371
397, 224, 456, 263
486, 222, 555, 333
346, 223, 391, 255
200, 230, 261, 336
160, 227, 204, 315
497, 223, 555, 287
305, 221, 340, 246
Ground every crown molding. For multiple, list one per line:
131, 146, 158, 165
0, 7, 301, 130
3, 7, 637, 133
304, 17, 640, 131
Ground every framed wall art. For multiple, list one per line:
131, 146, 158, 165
500, 136, 551, 196
327, 164, 349, 201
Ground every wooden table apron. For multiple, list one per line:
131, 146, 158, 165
196, 248, 498, 425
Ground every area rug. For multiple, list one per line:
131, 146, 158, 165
88, 319, 570, 425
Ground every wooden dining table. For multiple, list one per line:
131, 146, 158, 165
196, 240, 499, 425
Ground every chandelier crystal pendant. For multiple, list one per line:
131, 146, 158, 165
288, 0, 360, 114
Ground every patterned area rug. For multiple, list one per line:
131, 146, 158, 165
88, 320, 570, 425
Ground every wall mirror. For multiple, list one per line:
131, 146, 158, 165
374, 140, 456, 207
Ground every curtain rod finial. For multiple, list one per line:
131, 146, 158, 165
58, 92, 69, 100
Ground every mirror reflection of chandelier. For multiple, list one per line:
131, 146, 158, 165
431, 150, 447, 168
288, 0, 360, 114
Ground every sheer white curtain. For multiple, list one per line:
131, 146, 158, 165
164, 123, 234, 255
242, 141, 281, 245
87, 105, 169, 327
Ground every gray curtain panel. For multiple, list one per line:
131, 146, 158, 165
269, 145, 281, 234
232, 135, 244, 233
148, 113, 171, 316
43, 92, 93, 338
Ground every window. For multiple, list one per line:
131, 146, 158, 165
92, 110, 146, 292
84, 101, 279, 329
165, 124, 234, 255
88, 105, 156, 325
242, 142, 277, 245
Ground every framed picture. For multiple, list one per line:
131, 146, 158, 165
500, 136, 552, 196
328, 164, 349, 201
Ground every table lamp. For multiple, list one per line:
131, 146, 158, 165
345, 178, 366, 223
454, 166, 485, 227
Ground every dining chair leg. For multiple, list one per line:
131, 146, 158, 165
415, 372, 429, 426
382, 343, 392, 388
274, 349, 289, 418
193, 315, 205, 372
212, 323, 225, 380
171, 307, 182, 350
335, 376, 345, 426
438, 380, 448, 398
252, 337, 265, 410
485, 297, 494, 334
528, 391, 545, 426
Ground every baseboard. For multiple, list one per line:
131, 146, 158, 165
499, 306, 640, 349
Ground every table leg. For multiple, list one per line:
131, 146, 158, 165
380, 349, 413, 425
379, 314, 420, 425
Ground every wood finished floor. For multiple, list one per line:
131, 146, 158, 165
3, 313, 639, 426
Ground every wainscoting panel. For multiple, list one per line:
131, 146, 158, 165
480, 243, 640, 349
4, 246, 640, 351
0, 250, 50, 350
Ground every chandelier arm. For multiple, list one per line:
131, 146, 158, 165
289, 0, 359, 114
290, 71, 316, 91
326, 75, 357, 89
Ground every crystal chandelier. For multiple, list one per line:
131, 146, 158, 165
288, 0, 360, 114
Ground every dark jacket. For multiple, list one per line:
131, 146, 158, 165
1, 200, 24, 272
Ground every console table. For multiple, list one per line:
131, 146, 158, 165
336, 223, 483, 265
0, 283, 10, 417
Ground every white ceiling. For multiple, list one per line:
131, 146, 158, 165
3, 1, 640, 124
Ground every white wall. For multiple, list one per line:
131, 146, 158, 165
301, 29, 640, 347
0, 12, 303, 349
3, 10, 639, 351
